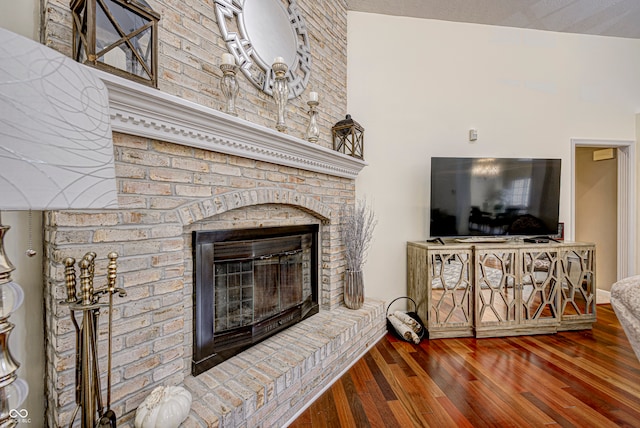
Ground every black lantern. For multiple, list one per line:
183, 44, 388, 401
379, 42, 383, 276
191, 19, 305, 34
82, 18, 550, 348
332, 114, 364, 160
71, 0, 160, 87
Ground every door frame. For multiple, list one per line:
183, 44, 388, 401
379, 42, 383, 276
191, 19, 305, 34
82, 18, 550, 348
571, 138, 636, 280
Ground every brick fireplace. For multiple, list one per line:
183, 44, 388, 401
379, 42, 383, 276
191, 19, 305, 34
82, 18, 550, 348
42, 72, 385, 427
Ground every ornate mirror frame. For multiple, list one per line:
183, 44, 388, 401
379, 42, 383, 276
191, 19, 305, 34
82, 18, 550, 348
214, 0, 311, 99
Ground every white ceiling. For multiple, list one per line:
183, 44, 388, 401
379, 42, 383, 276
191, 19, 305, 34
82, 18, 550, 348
346, 0, 640, 39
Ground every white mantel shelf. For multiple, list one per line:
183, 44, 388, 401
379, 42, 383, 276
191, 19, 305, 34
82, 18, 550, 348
97, 70, 367, 179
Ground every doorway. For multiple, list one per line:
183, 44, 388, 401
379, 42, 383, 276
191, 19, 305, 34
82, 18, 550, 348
571, 139, 636, 291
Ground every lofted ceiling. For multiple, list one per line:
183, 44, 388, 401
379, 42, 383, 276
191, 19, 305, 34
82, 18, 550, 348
346, 0, 640, 39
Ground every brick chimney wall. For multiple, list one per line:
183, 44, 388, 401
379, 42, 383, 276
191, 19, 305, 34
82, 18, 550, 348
39, 1, 376, 426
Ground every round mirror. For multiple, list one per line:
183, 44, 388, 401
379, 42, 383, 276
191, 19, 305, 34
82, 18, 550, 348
214, 0, 311, 99
242, 0, 297, 69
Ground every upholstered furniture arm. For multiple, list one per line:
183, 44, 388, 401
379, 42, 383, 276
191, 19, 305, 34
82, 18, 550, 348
611, 275, 640, 361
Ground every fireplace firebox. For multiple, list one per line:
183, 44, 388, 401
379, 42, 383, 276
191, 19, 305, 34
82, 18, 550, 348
192, 225, 319, 374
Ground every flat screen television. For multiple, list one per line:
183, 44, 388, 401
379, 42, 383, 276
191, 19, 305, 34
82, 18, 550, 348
430, 157, 561, 237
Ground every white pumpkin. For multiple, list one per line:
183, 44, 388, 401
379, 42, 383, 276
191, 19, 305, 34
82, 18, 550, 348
134, 385, 192, 428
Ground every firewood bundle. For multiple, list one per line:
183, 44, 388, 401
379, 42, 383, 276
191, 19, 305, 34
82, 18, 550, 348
386, 297, 426, 344
387, 310, 423, 344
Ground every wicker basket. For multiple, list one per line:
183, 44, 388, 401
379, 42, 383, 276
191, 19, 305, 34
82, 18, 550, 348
386, 296, 427, 343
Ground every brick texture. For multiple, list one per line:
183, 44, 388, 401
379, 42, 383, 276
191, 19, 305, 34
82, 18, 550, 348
39, 1, 377, 426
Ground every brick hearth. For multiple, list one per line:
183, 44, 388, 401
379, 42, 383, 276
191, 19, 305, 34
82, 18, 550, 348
183, 301, 384, 427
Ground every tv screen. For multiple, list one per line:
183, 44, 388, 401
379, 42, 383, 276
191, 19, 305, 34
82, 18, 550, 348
430, 157, 561, 237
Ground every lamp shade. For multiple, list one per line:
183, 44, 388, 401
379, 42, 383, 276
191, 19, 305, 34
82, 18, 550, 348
0, 28, 118, 210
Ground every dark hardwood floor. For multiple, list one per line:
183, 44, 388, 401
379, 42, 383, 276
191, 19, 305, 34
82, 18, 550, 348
289, 304, 640, 427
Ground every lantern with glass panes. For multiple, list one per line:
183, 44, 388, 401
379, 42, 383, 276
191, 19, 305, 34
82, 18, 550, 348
71, 0, 160, 87
332, 114, 364, 160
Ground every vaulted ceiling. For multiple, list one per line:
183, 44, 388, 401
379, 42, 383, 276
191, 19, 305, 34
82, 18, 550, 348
346, 0, 640, 39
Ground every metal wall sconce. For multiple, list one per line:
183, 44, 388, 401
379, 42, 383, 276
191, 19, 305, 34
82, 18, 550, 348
332, 114, 364, 160
71, 0, 160, 87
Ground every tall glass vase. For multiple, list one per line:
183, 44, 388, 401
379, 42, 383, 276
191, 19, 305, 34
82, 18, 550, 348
344, 269, 364, 309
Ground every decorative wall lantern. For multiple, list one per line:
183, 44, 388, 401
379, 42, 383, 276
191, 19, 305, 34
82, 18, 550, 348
332, 114, 364, 160
71, 0, 160, 87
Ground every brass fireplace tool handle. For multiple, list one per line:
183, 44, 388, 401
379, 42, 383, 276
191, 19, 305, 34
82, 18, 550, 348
62, 252, 125, 428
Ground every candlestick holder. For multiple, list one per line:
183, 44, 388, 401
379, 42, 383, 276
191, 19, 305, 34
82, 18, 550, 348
272, 60, 289, 132
305, 99, 320, 142
220, 63, 239, 116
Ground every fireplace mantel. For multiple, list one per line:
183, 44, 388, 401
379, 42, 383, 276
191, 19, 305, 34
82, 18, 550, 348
96, 70, 367, 179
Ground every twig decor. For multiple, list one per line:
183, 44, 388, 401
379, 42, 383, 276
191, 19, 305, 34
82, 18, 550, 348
341, 198, 377, 271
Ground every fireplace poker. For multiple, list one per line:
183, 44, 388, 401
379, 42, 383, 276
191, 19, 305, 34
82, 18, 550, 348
63, 258, 81, 400
99, 252, 124, 428
63, 256, 85, 426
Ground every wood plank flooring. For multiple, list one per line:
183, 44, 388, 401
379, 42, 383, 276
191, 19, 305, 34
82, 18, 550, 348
289, 304, 640, 427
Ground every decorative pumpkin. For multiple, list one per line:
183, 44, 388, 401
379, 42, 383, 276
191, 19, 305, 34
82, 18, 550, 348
134, 385, 192, 428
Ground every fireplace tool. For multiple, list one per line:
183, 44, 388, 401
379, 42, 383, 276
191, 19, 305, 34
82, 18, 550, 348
63, 252, 125, 428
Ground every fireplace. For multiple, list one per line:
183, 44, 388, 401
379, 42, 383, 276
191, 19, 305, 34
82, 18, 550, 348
43, 69, 372, 426
192, 225, 319, 374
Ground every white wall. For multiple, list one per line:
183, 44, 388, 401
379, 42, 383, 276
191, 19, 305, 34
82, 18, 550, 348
0, 0, 39, 39
347, 12, 640, 305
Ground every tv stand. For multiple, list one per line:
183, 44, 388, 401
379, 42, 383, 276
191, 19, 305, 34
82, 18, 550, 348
426, 237, 445, 245
524, 236, 561, 244
454, 236, 509, 243
523, 237, 549, 243
407, 239, 596, 339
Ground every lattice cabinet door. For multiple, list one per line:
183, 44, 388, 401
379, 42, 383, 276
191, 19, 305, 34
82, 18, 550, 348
474, 248, 519, 337
426, 249, 474, 338
519, 248, 561, 331
558, 245, 596, 330
407, 242, 474, 338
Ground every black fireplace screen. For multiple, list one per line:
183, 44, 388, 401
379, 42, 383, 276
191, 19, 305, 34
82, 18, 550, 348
193, 225, 319, 374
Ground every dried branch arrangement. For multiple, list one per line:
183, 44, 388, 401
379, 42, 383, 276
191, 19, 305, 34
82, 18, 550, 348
341, 198, 377, 271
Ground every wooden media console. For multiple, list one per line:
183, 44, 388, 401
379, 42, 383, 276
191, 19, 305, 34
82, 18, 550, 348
407, 240, 596, 338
